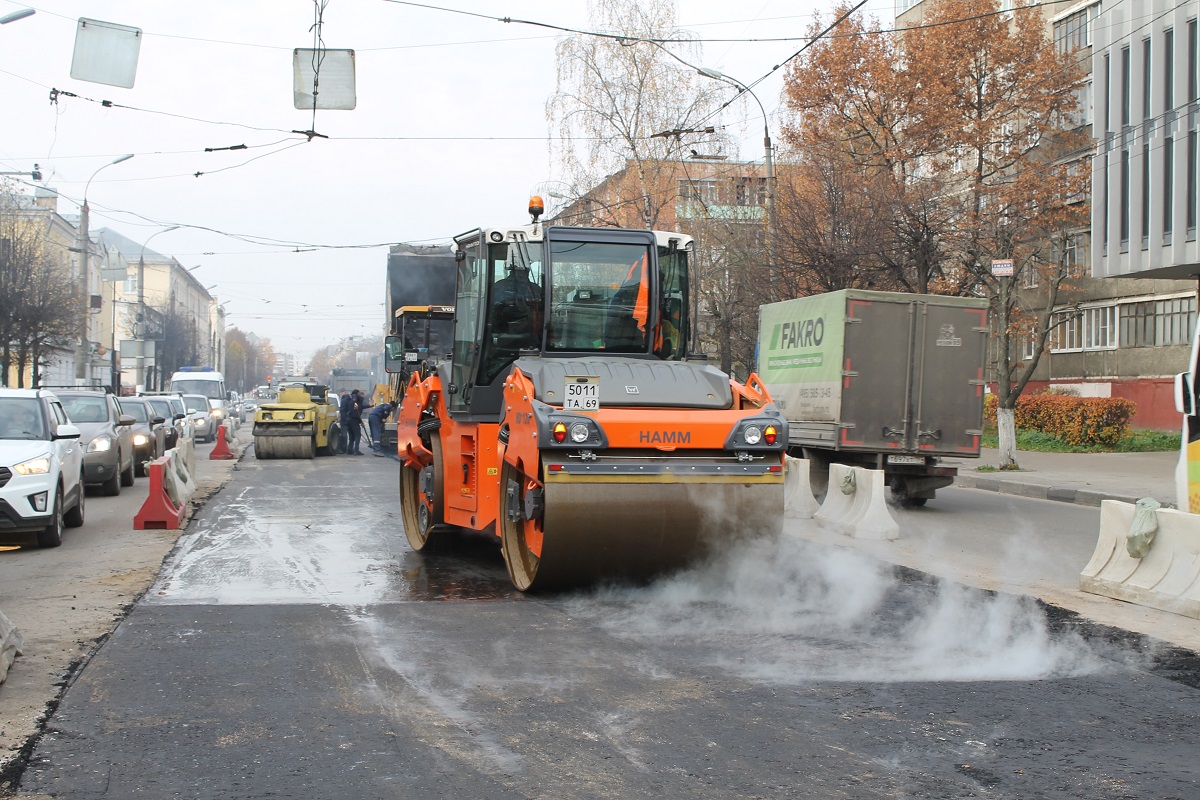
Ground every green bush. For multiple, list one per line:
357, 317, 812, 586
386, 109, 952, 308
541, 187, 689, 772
984, 393, 1136, 446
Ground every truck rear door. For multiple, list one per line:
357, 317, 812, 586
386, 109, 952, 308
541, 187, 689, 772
912, 302, 989, 456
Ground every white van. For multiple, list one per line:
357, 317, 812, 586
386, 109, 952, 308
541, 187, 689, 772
169, 368, 229, 428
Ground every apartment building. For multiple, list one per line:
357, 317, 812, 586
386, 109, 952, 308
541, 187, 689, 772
899, 0, 1198, 430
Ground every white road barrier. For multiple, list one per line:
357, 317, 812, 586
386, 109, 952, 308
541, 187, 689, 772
0, 609, 23, 684
783, 455, 819, 519
1081, 499, 1200, 620
814, 463, 899, 541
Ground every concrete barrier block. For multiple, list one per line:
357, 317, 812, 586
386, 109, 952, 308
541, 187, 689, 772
1081, 500, 1200, 620
170, 446, 197, 504
815, 463, 856, 528
783, 455, 818, 519
814, 465, 899, 540
0, 609, 22, 684
841, 466, 899, 541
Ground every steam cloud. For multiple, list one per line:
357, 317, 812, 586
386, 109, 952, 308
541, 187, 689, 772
570, 530, 1109, 683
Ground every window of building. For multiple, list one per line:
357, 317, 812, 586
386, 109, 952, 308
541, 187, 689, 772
1143, 38, 1153, 120
1156, 296, 1197, 345
1120, 295, 1198, 347
1189, 131, 1198, 237
1101, 153, 1109, 254
1142, 142, 1151, 249
1120, 148, 1130, 249
1069, 77, 1093, 127
1064, 232, 1088, 274
733, 177, 766, 207
1190, 19, 1198, 102
1104, 54, 1111, 131
1165, 135, 1175, 239
1083, 306, 1118, 349
1053, 3, 1100, 54
1166, 28, 1175, 112
1121, 45, 1131, 126
678, 179, 717, 205
1050, 310, 1083, 351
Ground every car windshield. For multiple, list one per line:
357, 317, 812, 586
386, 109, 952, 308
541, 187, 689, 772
184, 396, 208, 413
168, 399, 185, 416
0, 398, 46, 440
147, 399, 172, 419
61, 396, 109, 424
118, 400, 148, 422
173, 379, 223, 399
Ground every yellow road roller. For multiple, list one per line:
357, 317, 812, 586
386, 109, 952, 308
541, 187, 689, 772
253, 378, 340, 459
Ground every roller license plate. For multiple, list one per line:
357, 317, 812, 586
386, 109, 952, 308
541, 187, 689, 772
564, 376, 599, 411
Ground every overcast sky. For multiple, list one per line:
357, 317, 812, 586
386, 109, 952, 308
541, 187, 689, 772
0, 0, 897, 362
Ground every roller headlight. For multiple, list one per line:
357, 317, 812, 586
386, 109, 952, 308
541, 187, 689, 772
87, 435, 113, 453
569, 423, 590, 443
293, 411, 307, 421
13, 456, 51, 475
260, 412, 273, 421
133, 433, 149, 446
743, 425, 762, 445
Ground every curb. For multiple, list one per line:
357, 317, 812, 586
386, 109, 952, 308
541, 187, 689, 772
952, 474, 1148, 508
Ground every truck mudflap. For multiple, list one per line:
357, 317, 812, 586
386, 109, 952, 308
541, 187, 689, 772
499, 453, 785, 591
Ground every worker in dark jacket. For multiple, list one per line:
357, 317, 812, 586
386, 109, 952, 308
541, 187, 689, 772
346, 389, 369, 455
337, 390, 352, 453
369, 402, 394, 456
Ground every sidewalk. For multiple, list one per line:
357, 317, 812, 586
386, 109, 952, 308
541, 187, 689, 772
944, 447, 1177, 508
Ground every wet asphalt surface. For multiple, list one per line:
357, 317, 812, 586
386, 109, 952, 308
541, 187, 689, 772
13, 449, 1200, 799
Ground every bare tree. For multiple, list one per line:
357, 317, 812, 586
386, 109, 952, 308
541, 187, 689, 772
0, 184, 81, 386
546, 0, 728, 228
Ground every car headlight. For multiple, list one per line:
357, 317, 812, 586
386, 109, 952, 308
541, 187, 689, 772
88, 435, 113, 453
133, 433, 149, 446
210, 409, 222, 417
13, 456, 51, 475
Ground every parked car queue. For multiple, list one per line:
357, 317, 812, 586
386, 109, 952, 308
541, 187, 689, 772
0, 387, 220, 551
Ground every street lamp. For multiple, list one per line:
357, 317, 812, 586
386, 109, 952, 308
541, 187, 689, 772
136, 225, 180, 391
76, 153, 134, 381
695, 67, 776, 282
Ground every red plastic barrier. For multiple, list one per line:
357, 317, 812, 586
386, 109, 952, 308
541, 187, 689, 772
210, 422, 235, 460
134, 457, 185, 530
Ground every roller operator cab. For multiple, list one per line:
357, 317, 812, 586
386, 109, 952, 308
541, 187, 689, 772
395, 198, 788, 591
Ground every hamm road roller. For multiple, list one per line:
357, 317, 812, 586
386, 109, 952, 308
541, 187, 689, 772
253, 378, 340, 459
395, 198, 788, 590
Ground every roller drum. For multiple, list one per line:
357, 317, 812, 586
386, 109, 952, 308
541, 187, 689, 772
503, 455, 784, 590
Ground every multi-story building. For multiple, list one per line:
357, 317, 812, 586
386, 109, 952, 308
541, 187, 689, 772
897, 0, 1197, 430
94, 228, 224, 391
1085, 0, 1200, 428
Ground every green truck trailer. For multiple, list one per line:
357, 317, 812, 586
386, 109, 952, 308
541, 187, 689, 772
757, 289, 989, 506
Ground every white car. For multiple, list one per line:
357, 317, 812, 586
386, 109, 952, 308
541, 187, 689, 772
182, 393, 216, 443
0, 388, 85, 548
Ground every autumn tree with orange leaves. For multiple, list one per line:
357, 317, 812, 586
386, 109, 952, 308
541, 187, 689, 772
782, 0, 1087, 467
